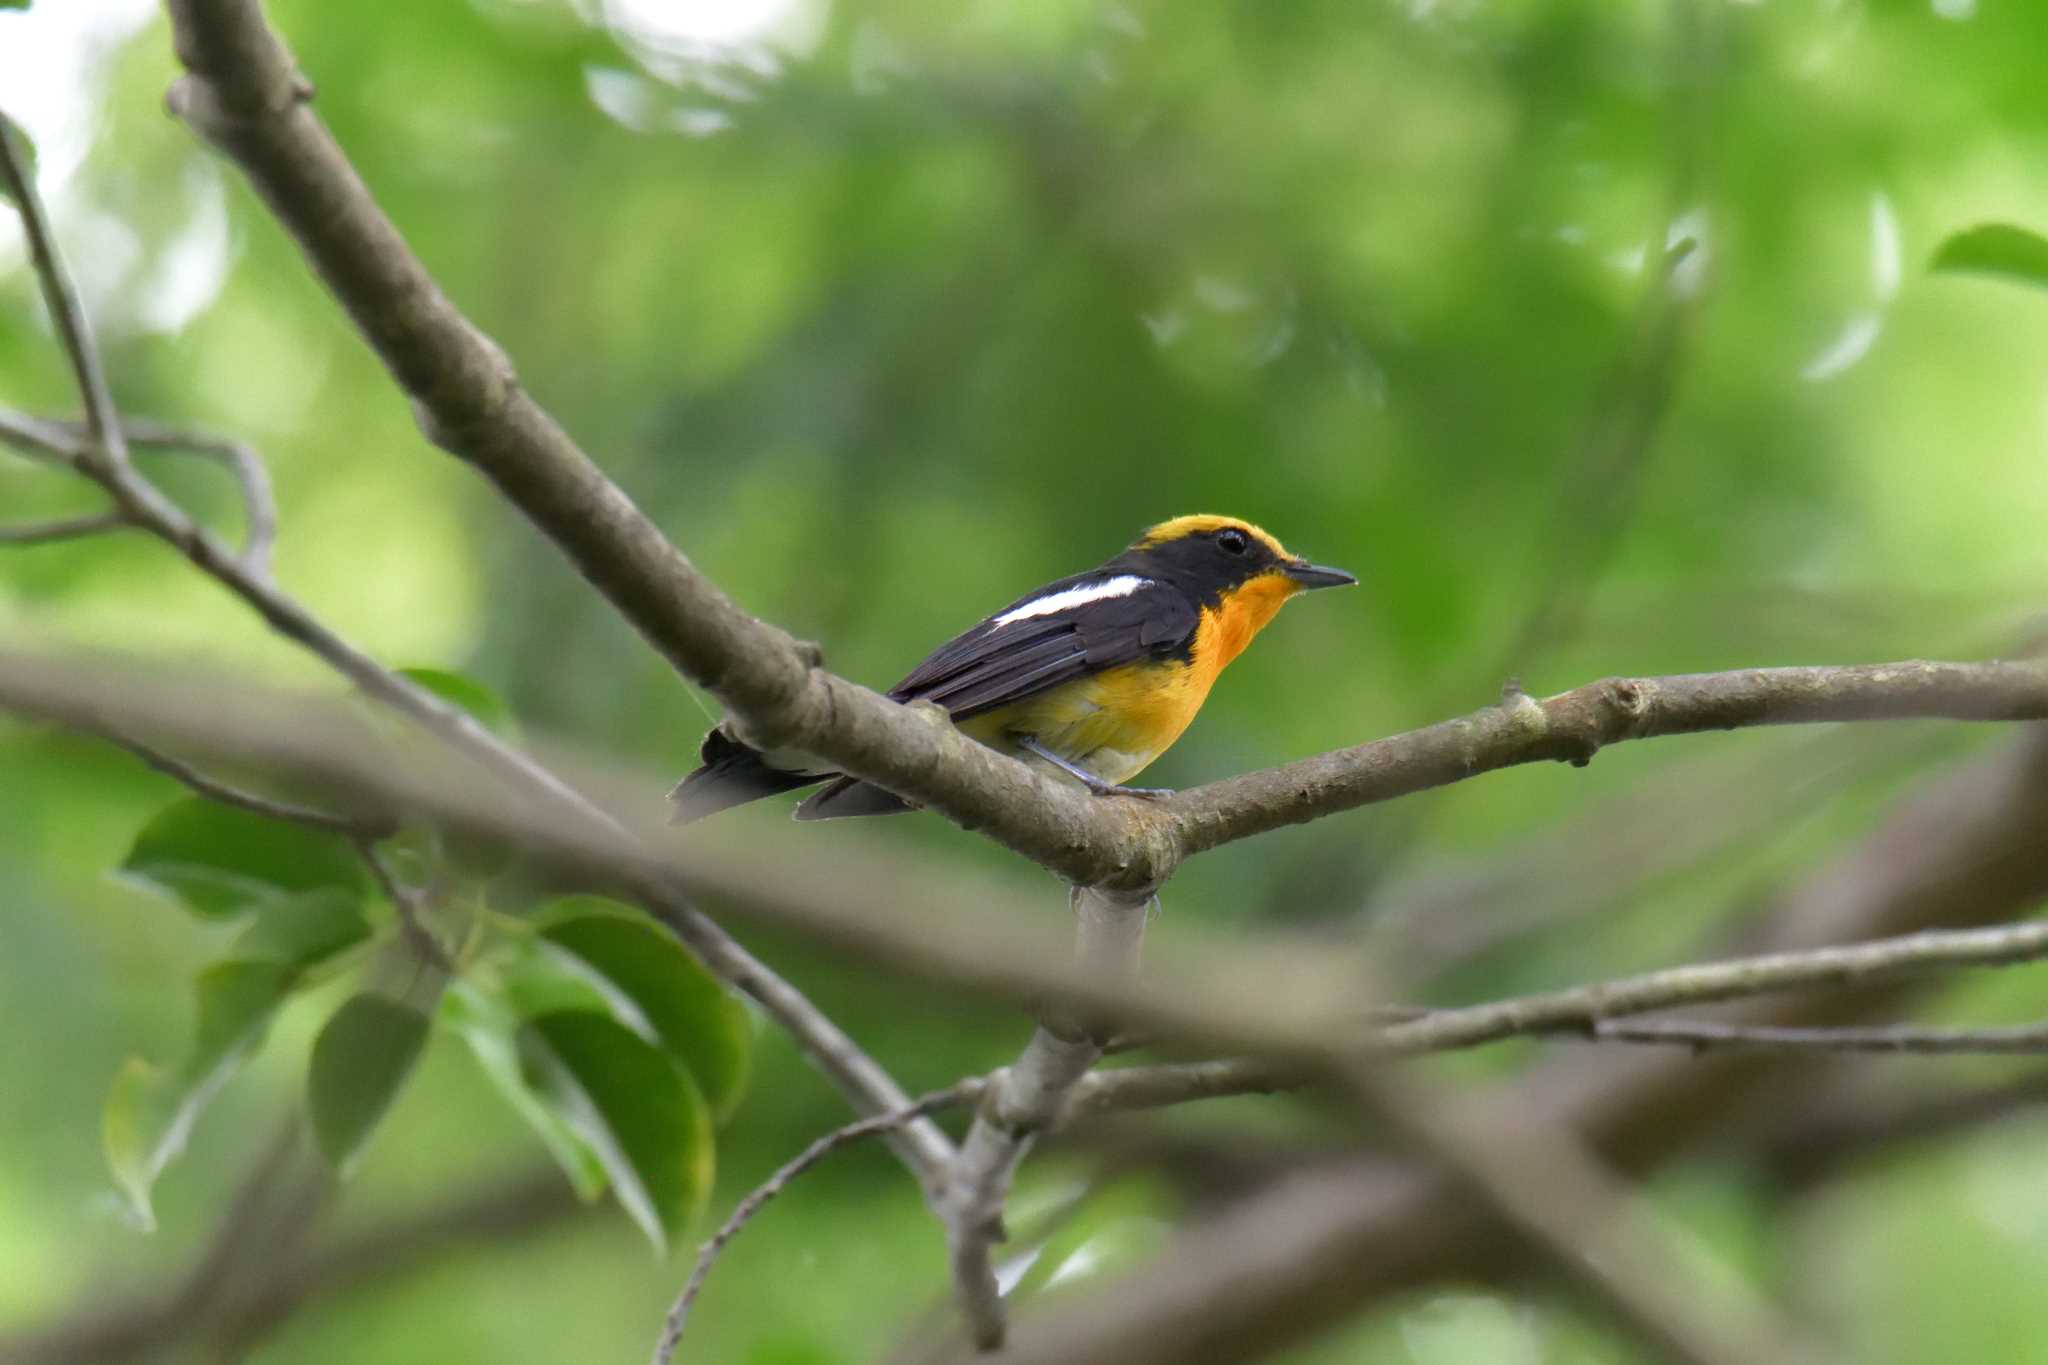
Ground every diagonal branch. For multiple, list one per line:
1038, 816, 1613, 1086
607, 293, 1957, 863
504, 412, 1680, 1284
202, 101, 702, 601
98, 727, 391, 838
0, 118, 127, 462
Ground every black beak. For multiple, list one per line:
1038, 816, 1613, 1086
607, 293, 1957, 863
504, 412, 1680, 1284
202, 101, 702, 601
1284, 558, 1358, 590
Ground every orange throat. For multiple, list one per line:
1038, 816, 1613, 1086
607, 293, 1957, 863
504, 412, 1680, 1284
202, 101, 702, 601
1195, 574, 1300, 684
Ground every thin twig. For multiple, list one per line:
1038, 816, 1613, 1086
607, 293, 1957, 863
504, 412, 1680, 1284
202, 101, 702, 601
654, 1083, 981, 1365
0, 407, 86, 467
1588, 1016, 2048, 1054
100, 728, 390, 837
0, 116, 126, 461
121, 419, 278, 572
0, 411, 279, 570
354, 837, 456, 973
0, 510, 126, 545
1368, 918, 2048, 1057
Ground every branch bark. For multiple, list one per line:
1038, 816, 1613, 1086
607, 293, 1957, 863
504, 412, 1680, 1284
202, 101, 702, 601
937, 886, 1152, 1348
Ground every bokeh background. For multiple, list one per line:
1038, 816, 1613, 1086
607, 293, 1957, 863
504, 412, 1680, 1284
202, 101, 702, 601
6, 0, 2048, 1360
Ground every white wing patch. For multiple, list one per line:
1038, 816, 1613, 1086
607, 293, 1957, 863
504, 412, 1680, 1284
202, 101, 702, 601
992, 574, 1151, 627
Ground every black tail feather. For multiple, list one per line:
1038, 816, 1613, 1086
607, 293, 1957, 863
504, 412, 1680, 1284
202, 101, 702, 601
793, 776, 914, 821
668, 730, 826, 824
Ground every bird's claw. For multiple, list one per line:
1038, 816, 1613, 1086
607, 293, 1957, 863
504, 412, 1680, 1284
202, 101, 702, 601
1092, 783, 1173, 801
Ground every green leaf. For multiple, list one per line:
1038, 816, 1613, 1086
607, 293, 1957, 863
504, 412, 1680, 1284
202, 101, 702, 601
1930, 224, 2048, 292
398, 667, 519, 739
103, 960, 298, 1228
307, 993, 431, 1175
231, 889, 373, 967
535, 896, 753, 1122
121, 797, 369, 920
519, 1010, 713, 1254
444, 982, 607, 1200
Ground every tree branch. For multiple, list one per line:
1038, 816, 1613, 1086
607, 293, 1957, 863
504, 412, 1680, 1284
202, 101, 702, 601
1588, 1016, 2048, 1054
655, 1083, 981, 1365
1367, 916, 2048, 1056
937, 885, 1153, 1349
99, 727, 391, 837
0, 118, 127, 461
0, 511, 127, 545
1167, 663, 2048, 860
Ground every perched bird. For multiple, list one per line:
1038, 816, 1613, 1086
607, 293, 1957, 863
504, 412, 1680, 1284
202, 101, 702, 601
670, 514, 1356, 822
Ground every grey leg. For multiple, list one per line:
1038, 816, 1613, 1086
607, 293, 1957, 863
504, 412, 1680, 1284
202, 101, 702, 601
1016, 736, 1174, 800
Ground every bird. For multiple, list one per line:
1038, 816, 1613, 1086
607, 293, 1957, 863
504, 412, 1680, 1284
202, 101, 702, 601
670, 514, 1356, 823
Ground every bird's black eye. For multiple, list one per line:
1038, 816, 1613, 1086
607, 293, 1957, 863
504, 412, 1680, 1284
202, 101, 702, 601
1217, 528, 1250, 555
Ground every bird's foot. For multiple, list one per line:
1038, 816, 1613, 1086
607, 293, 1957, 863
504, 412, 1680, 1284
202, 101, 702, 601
1090, 781, 1174, 801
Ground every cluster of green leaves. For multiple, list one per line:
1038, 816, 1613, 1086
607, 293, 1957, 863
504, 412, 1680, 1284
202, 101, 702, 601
100, 669, 750, 1254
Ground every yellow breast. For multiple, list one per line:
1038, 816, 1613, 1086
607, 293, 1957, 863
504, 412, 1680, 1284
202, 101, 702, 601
963, 573, 1303, 786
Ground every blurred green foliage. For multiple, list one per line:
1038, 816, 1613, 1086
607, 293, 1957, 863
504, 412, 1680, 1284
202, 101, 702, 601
6, 0, 2048, 1360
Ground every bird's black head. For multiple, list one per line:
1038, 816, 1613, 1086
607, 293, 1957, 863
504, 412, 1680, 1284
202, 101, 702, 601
1117, 514, 1356, 606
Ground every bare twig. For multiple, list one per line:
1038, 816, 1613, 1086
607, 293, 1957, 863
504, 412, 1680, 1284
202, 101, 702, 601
1368, 918, 2048, 1057
118, 419, 279, 572
0, 510, 126, 545
0, 120, 126, 461
1588, 1016, 2048, 1054
654, 1083, 981, 1365
99, 727, 391, 838
0, 407, 86, 467
1, 412, 281, 572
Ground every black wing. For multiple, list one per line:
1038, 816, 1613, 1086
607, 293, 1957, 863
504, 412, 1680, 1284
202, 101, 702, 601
888, 573, 1198, 721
